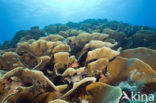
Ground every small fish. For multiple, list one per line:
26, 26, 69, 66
4, 79, 11, 84
69, 62, 79, 68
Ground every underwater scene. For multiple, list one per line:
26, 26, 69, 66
0, 0, 156, 103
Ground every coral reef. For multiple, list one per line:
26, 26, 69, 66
119, 47, 156, 70
1, 26, 45, 49
99, 56, 156, 85
1, 19, 156, 50
0, 19, 156, 103
86, 82, 122, 103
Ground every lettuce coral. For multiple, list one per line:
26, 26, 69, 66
119, 47, 156, 70
99, 56, 156, 84
0, 19, 156, 103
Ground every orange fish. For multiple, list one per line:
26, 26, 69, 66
69, 62, 79, 68
4, 79, 11, 84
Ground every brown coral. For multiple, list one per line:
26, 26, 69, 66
16, 39, 72, 71
132, 30, 156, 48
52, 44, 71, 54
119, 47, 156, 71
67, 32, 109, 56
80, 40, 117, 56
87, 58, 108, 77
0, 67, 61, 103
61, 77, 96, 98
86, 47, 120, 63
86, 82, 122, 103
1, 19, 156, 103
99, 56, 156, 85
54, 52, 69, 68
49, 99, 68, 103
0, 52, 23, 71
62, 67, 85, 76
103, 28, 125, 42
40, 34, 64, 42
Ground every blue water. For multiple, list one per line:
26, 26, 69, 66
0, 0, 156, 44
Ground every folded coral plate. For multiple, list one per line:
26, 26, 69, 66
0, 19, 156, 103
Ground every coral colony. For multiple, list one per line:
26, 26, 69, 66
0, 19, 156, 103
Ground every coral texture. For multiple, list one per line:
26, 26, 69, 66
0, 19, 156, 103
